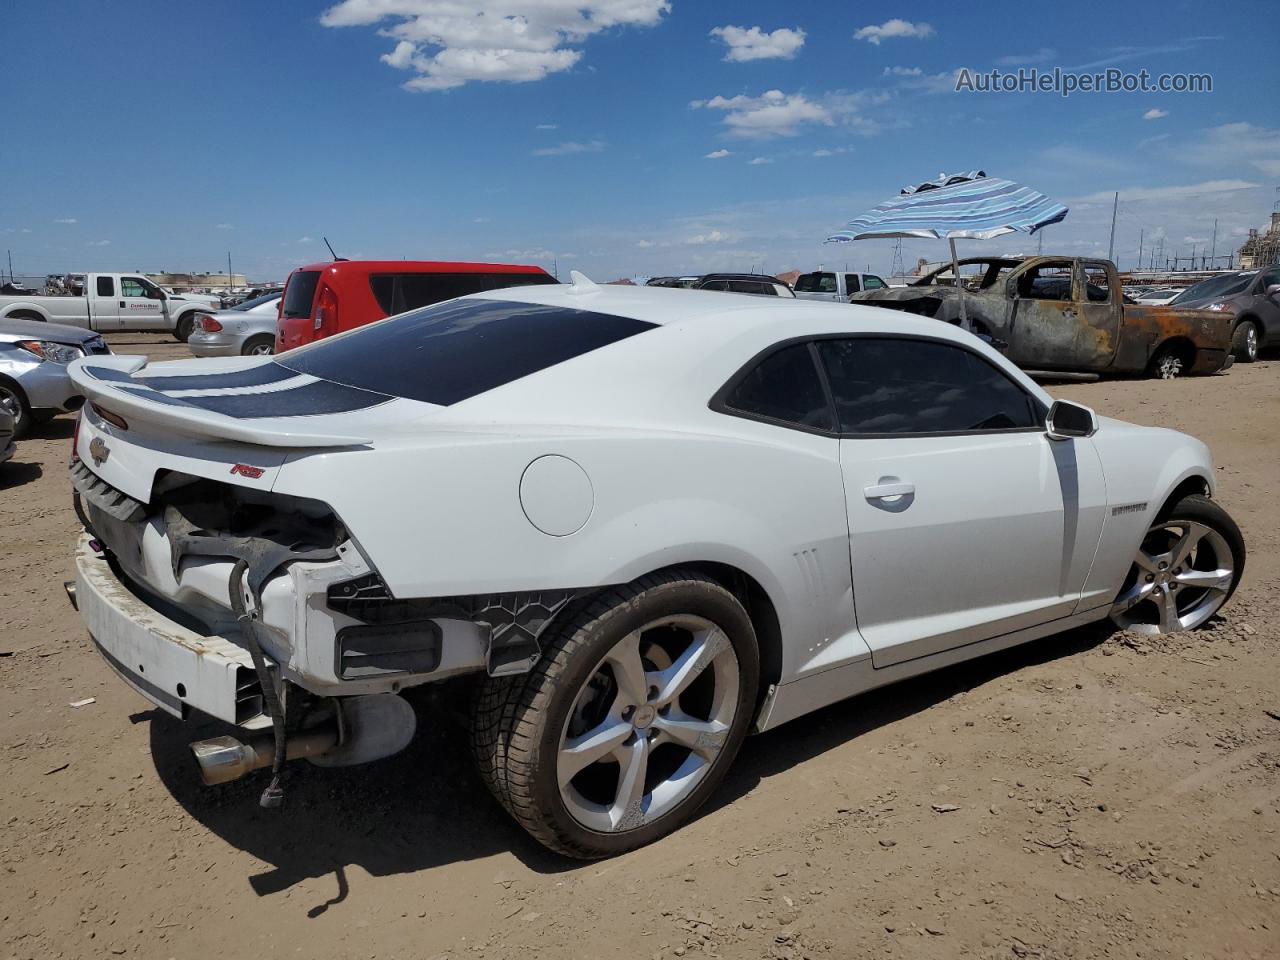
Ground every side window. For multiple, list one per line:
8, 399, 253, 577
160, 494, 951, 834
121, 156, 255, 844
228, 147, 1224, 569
863, 275, 886, 290
700, 280, 729, 291
816, 337, 1038, 435
722, 343, 833, 432
1261, 268, 1280, 291
844, 274, 861, 294
369, 273, 490, 315
96, 276, 115, 297
1014, 261, 1075, 301
1081, 264, 1112, 303
120, 277, 149, 298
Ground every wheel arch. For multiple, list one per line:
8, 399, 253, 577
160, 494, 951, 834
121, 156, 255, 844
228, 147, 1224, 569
1235, 312, 1264, 338
2, 305, 51, 323
1154, 472, 1212, 521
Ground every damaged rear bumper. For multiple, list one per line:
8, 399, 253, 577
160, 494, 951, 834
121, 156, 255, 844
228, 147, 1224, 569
75, 534, 269, 729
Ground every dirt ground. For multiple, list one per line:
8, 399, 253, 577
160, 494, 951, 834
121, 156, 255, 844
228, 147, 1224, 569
2, 334, 1277, 960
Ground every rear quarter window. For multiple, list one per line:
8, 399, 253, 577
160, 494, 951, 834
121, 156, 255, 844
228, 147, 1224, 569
368, 271, 556, 315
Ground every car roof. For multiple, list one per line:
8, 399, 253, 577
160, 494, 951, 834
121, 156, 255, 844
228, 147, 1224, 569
698, 273, 784, 282
295, 260, 550, 275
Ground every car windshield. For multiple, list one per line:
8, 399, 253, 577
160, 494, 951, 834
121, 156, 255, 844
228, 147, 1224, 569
1171, 273, 1255, 304
232, 292, 282, 311
276, 297, 657, 406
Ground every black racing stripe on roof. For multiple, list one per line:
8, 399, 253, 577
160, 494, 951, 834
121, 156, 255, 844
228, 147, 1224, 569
116, 381, 390, 419
131, 362, 297, 391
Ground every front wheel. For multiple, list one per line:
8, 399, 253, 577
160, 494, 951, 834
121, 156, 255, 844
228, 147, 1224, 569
0, 381, 32, 439
1110, 495, 1245, 635
471, 570, 759, 858
241, 334, 275, 356
174, 312, 197, 342
1231, 320, 1259, 363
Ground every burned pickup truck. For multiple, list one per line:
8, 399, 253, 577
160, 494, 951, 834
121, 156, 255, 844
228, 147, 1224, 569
851, 256, 1233, 378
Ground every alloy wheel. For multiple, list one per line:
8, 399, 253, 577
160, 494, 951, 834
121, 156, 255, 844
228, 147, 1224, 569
1110, 519, 1235, 635
557, 614, 740, 833
1245, 325, 1258, 360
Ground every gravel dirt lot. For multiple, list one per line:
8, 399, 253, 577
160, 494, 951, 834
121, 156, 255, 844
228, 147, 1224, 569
2, 334, 1278, 960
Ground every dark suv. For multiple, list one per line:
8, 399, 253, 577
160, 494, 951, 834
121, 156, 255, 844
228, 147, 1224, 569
1171, 267, 1280, 362
692, 274, 795, 297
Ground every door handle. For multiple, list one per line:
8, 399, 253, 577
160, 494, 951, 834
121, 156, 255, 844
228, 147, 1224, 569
119, 301, 125, 308
863, 480, 915, 500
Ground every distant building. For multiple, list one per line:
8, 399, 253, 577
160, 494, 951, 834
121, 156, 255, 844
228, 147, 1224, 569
148, 271, 248, 292
1238, 212, 1280, 270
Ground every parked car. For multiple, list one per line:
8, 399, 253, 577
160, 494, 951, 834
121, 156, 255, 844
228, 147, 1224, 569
0, 406, 14, 466
189, 292, 283, 357
1170, 268, 1280, 362
793, 270, 889, 302
276, 260, 558, 351
852, 256, 1233, 378
0, 317, 109, 437
66, 279, 1243, 857
646, 276, 700, 289
0, 273, 210, 341
1132, 287, 1183, 306
692, 273, 795, 297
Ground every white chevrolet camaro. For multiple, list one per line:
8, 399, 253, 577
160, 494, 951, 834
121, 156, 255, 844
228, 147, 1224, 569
65, 276, 1245, 857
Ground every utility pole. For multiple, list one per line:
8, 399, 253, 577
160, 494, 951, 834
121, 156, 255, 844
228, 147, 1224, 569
1106, 191, 1119, 264
5, 249, 11, 284
1210, 219, 1217, 269
1137, 228, 1144, 271
227, 252, 233, 294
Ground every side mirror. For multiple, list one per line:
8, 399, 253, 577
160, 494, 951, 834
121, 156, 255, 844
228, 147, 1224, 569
1266, 284, 1280, 299
1046, 399, 1098, 440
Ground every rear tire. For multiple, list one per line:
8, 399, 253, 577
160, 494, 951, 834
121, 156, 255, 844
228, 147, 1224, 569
470, 569, 759, 858
1147, 343, 1189, 379
1231, 320, 1259, 363
241, 335, 275, 356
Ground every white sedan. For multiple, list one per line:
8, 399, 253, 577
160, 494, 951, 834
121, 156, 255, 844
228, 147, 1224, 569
64, 276, 1244, 857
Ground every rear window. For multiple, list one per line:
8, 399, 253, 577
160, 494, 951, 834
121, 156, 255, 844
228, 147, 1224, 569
367, 271, 556, 316
276, 298, 654, 406
795, 273, 836, 293
282, 271, 321, 318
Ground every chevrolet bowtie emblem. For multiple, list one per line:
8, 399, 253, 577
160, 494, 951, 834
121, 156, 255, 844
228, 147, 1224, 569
89, 436, 110, 466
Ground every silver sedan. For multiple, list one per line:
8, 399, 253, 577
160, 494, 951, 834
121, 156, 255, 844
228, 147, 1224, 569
0, 317, 110, 437
187, 292, 282, 357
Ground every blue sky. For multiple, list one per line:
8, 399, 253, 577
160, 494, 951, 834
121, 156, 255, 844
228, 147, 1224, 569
2, 1, 1278, 282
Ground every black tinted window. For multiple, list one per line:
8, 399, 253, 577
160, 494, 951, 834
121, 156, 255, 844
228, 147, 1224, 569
795, 273, 837, 293
724, 343, 833, 431
96, 276, 114, 297
368, 272, 555, 316
817, 338, 1037, 435
277, 299, 654, 406
282, 271, 321, 318
844, 274, 861, 294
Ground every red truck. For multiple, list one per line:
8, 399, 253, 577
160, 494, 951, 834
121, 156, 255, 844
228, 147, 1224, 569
276, 260, 557, 351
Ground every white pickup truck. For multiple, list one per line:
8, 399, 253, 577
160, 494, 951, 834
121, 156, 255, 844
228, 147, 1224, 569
0, 273, 211, 341
793, 270, 889, 302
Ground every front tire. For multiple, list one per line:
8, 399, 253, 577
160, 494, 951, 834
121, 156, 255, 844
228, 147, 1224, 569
241, 335, 275, 356
471, 570, 759, 858
1231, 320, 1259, 363
1109, 495, 1245, 635
174, 312, 197, 342
0, 380, 32, 439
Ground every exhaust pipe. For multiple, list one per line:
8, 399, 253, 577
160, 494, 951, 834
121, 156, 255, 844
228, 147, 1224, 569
189, 693, 417, 786
191, 727, 338, 786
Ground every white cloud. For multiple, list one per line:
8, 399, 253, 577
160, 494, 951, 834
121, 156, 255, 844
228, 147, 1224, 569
215, 223, 233, 230
812, 146, 854, 157
853, 19, 933, 45
535, 123, 558, 130
53, 217, 77, 224
693, 89, 831, 139
87, 239, 110, 246
474, 216, 492, 223
685, 230, 728, 245
995, 47, 1055, 66
710, 25, 805, 62
747, 156, 772, 165
704, 148, 732, 159
299, 236, 314, 243
1182, 122, 1280, 177
1182, 235, 1208, 244
320, 1, 670, 91
1142, 108, 1168, 120
636, 239, 653, 248
882, 65, 921, 76
532, 139, 605, 156
1077, 179, 1258, 204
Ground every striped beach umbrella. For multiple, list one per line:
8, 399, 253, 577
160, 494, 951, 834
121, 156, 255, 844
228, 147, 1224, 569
826, 171, 1068, 327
